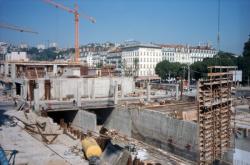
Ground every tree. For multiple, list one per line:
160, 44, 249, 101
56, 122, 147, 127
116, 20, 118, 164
190, 51, 238, 80
242, 37, 250, 84
133, 58, 139, 76
155, 60, 185, 80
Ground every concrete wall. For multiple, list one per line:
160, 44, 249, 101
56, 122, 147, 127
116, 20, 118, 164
72, 110, 96, 133
50, 77, 134, 100
104, 106, 199, 161
104, 107, 132, 136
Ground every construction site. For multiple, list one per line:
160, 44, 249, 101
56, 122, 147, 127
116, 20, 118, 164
1, 0, 250, 165
0, 60, 250, 165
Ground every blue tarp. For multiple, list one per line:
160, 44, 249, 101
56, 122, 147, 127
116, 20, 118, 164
0, 146, 9, 165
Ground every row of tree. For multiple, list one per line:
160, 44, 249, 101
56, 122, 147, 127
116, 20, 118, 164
155, 37, 250, 84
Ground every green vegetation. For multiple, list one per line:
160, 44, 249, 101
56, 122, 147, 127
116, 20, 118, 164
241, 37, 250, 84
155, 60, 186, 80
190, 51, 238, 80
27, 47, 74, 61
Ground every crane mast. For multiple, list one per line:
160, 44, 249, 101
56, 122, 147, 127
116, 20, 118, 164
43, 0, 95, 63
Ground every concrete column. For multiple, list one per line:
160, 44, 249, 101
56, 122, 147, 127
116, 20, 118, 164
91, 79, 95, 99
12, 83, 16, 97
20, 84, 23, 98
11, 63, 16, 79
0, 65, 4, 74
147, 82, 151, 102
121, 82, 124, 99
4, 63, 8, 77
53, 64, 57, 76
34, 88, 40, 111
22, 81, 28, 100
87, 79, 90, 99
114, 81, 118, 105
59, 79, 63, 101
176, 84, 179, 100
77, 81, 82, 107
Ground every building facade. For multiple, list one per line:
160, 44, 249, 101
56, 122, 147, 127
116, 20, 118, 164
162, 44, 217, 64
121, 43, 162, 79
5, 52, 29, 62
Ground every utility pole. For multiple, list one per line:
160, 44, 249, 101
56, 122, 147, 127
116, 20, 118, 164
180, 66, 186, 100
217, 0, 221, 52
187, 64, 190, 90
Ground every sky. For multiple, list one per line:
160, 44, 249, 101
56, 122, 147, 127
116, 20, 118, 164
0, 0, 249, 54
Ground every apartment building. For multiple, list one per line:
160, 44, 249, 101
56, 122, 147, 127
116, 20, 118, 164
162, 44, 217, 64
121, 43, 162, 79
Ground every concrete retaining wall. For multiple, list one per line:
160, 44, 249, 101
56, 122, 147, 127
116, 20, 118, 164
104, 107, 132, 137
104, 106, 199, 161
71, 110, 96, 133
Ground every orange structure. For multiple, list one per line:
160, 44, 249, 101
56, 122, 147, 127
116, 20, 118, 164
43, 0, 96, 63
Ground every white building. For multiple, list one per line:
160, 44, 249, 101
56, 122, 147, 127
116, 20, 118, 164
121, 43, 162, 79
5, 52, 29, 62
19, 43, 28, 49
49, 42, 57, 48
80, 52, 94, 66
37, 44, 46, 50
162, 44, 217, 64
189, 46, 217, 63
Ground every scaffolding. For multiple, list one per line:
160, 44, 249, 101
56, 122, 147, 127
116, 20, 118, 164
198, 66, 236, 164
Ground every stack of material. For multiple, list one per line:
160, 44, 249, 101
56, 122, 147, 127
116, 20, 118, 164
177, 110, 197, 121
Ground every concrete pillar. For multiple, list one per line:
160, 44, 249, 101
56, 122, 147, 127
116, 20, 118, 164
34, 88, 40, 111
121, 82, 124, 99
91, 79, 95, 99
20, 84, 23, 98
53, 64, 57, 76
12, 83, 16, 97
147, 82, 151, 102
59, 79, 63, 101
4, 63, 8, 77
114, 81, 118, 105
0, 65, 4, 74
176, 84, 179, 100
22, 81, 28, 100
77, 81, 82, 107
11, 63, 16, 79
87, 79, 90, 99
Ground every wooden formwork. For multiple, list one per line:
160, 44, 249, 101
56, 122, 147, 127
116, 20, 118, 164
198, 66, 236, 165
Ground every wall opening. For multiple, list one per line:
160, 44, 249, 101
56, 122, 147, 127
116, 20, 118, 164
44, 80, 51, 100
47, 110, 78, 124
88, 108, 113, 125
15, 83, 21, 96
